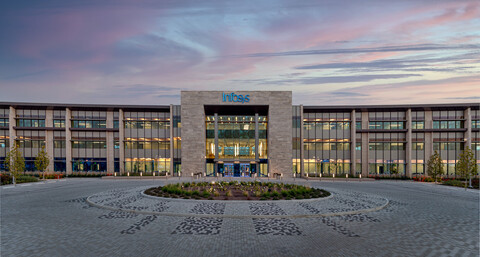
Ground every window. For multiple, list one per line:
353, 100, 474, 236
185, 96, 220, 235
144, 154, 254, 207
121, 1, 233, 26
0, 119, 8, 127
18, 140, 45, 148
355, 143, 361, 151
124, 121, 169, 129
72, 141, 107, 148
368, 121, 404, 130
72, 120, 107, 129
412, 121, 424, 129
356, 121, 361, 129
472, 120, 480, 129
54, 120, 65, 128
412, 143, 424, 150
16, 119, 45, 127
433, 120, 463, 129
54, 140, 66, 148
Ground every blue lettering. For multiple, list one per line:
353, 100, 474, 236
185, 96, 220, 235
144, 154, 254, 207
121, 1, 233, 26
222, 93, 249, 103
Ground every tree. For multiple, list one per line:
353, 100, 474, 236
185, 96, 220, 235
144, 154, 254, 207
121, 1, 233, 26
427, 151, 444, 183
330, 159, 339, 176
391, 164, 398, 175
35, 145, 50, 180
4, 143, 25, 186
456, 147, 476, 189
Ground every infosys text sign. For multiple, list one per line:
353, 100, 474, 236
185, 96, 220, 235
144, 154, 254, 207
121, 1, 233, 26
222, 92, 250, 103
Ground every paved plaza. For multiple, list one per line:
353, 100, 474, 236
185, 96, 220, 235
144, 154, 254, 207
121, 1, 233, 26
1, 178, 479, 257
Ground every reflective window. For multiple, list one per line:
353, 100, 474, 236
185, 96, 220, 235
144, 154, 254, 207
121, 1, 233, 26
433, 120, 463, 129
368, 121, 404, 130
54, 120, 65, 128
16, 119, 45, 127
0, 119, 8, 127
72, 120, 106, 128
412, 121, 424, 129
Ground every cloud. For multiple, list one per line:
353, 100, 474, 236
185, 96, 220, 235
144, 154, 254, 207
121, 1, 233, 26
295, 53, 479, 70
235, 44, 480, 58
443, 96, 480, 100
234, 73, 422, 86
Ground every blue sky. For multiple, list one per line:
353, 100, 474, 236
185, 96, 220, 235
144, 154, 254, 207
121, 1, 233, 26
0, 0, 479, 105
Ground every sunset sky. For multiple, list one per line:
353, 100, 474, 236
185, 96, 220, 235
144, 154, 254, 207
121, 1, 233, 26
1, 0, 479, 105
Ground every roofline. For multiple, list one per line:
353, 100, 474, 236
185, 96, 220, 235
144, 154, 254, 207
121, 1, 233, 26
0, 101, 477, 111
0, 101, 171, 110
302, 102, 479, 111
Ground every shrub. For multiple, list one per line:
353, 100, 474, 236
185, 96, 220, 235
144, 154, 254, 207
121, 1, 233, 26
1, 173, 12, 185
242, 191, 249, 197
202, 191, 211, 198
443, 180, 464, 187
226, 190, 233, 197
17, 175, 39, 183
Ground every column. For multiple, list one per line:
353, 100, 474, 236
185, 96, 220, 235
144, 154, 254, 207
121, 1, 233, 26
119, 109, 125, 175
361, 112, 369, 177
465, 107, 472, 150
106, 111, 114, 173
350, 109, 356, 176
424, 110, 433, 166
214, 113, 219, 160
255, 113, 259, 174
300, 105, 304, 177
406, 108, 412, 178
214, 113, 218, 175
8, 106, 16, 150
65, 108, 72, 175
169, 105, 174, 176
45, 109, 54, 172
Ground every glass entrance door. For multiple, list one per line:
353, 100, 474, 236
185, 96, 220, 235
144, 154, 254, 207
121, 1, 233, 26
224, 163, 234, 177
233, 163, 241, 177
240, 163, 250, 177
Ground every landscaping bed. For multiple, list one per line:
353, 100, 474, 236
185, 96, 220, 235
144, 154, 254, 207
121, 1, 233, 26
145, 181, 330, 200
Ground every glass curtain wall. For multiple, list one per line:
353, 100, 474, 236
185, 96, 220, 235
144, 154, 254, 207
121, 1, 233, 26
432, 110, 465, 176
207, 115, 267, 177
411, 111, 425, 175
217, 116, 257, 159
292, 106, 301, 176
124, 111, 171, 174
473, 109, 480, 173
368, 111, 407, 176
172, 105, 181, 176
303, 112, 351, 176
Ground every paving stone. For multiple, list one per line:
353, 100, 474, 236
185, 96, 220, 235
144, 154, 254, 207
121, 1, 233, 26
1, 178, 479, 257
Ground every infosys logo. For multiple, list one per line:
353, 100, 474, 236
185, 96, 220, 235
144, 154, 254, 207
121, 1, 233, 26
222, 92, 250, 103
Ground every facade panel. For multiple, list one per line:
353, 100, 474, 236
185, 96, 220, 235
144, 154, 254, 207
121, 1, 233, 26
0, 93, 478, 177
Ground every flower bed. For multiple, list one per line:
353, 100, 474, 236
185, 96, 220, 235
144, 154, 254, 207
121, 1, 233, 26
145, 181, 330, 200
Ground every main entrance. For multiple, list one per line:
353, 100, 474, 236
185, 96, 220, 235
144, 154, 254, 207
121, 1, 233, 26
218, 163, 256, 177
204, 107, 269, 178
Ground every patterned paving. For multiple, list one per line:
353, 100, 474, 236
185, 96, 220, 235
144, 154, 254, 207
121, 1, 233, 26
1, 178, 478, 256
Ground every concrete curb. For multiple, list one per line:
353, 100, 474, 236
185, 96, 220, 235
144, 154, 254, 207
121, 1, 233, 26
86, 189, 389, 219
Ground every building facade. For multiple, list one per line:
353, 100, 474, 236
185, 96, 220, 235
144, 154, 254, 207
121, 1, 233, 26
0, 91, 479, 178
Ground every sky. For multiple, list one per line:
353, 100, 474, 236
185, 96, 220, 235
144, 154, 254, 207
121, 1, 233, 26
0, 0, 479, 105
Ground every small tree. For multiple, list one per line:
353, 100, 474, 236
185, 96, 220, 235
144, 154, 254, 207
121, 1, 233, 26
456, 147, 476, 189
330, 160, 339, 176
4, 143, 25, 186
35, 145, 50, 180
427, 151, 444, 183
